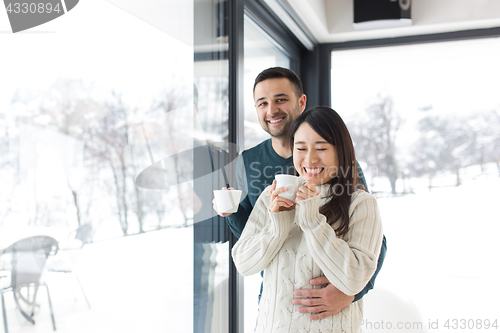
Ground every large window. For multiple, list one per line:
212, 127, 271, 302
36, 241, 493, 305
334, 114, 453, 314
243, 17, 290, 151
0, 0, 232, 332
331, 37, 500, 328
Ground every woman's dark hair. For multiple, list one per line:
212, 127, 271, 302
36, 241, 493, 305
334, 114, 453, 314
289, 106, 364, 237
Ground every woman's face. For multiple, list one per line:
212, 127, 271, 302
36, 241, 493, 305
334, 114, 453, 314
293, 122, 339, 185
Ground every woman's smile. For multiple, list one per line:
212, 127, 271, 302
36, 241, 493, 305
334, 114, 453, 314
303, 167, 324, 177
293, 122, 338, 185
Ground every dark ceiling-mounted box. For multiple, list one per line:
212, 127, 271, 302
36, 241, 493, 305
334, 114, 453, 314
353, 0, 412, 30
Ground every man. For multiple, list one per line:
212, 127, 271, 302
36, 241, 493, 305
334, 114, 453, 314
214, 67, 387, 319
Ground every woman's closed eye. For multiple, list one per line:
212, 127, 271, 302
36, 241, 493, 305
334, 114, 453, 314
295, 147, 328, 151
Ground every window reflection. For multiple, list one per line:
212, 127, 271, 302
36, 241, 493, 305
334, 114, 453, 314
193, 0, 232, 332
0, 1, 195, 331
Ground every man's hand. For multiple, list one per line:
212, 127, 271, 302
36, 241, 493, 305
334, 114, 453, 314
213, 187, 234, 217
292, 276, 355, 320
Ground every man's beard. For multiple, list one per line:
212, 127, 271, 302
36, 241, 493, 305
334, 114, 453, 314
261, 105, 300, 138
263, 116, 291, 138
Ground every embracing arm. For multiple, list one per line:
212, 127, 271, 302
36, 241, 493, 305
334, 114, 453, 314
353, 234, 387, 301
352, 161, 386, 301
297, 192, 383, 296
231, 189, 294, 276
226, 196, 252, 239
224, 154, 251, 238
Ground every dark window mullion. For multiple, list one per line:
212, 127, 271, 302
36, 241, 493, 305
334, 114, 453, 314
228, 0, 245, 331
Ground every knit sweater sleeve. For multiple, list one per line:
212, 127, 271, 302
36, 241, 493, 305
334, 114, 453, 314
297, 191, 383, 296
231, 187, 295, 276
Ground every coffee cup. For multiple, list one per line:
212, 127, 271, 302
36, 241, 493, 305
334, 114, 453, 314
213, 190, 242, 213
275, 174, 306, 201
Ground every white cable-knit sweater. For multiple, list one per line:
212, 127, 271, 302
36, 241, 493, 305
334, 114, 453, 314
232, 185, 383, 333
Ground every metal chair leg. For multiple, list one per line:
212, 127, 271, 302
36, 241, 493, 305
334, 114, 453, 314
13, 288, 35, 324
30, 285, 40, 317
1, 291, 8, 333
73, 274, 91, 309
42, 283, 56, 331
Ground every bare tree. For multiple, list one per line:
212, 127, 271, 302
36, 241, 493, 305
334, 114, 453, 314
12, 79, 135, 234
85, 92, 134, 235
411, 112, 449, 189
480, 108, 500, 176
149, 87, 193, 226
493, 109, 500, 176
0, 119, 17, 225
5, 78, 194, 235
351, 95, 402, 194
439, 116, 474, 186
412, 110, 491, 187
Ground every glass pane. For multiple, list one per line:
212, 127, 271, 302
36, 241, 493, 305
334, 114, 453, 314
192, 56, 230, 333
193, 0, 231, 332
242, 17, 291, 333
331, 38, 500, 328
0, 1, 209, 332
243, 17, 290, 150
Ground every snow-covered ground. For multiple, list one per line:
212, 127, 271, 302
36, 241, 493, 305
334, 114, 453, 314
375, 172, 500, 332
2, 168, 498, 333
1, 227, 193, 333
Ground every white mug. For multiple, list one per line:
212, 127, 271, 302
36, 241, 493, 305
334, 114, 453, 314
213, 190, 242, 213
275, 174, 306, 201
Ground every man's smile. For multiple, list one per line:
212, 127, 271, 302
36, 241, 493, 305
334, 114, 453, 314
267, 117, 285, 125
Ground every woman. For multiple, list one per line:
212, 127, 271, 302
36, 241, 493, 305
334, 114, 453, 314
232, 106, 383, 332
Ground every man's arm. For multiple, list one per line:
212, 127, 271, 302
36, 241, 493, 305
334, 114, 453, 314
225, 196, 252, 238
293, 235, 387, 319
352, 162, 387, 301
353, 235, 387, 301
292, 278, 355, 320
214, 154, 252, 239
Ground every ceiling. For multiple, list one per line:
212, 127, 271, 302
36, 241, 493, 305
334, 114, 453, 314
102, 0, 500, 51
265, 0, 500, 46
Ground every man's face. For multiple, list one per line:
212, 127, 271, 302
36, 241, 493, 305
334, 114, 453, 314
254, 78, 306, 139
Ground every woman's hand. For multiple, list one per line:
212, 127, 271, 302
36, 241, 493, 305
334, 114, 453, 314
269, 180, 296, 212
295, 181, 319, 204
213, 187, 234, 217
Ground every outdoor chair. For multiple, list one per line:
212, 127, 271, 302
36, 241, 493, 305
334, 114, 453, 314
0, 236, 59, 333
45, 224, 92, 309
